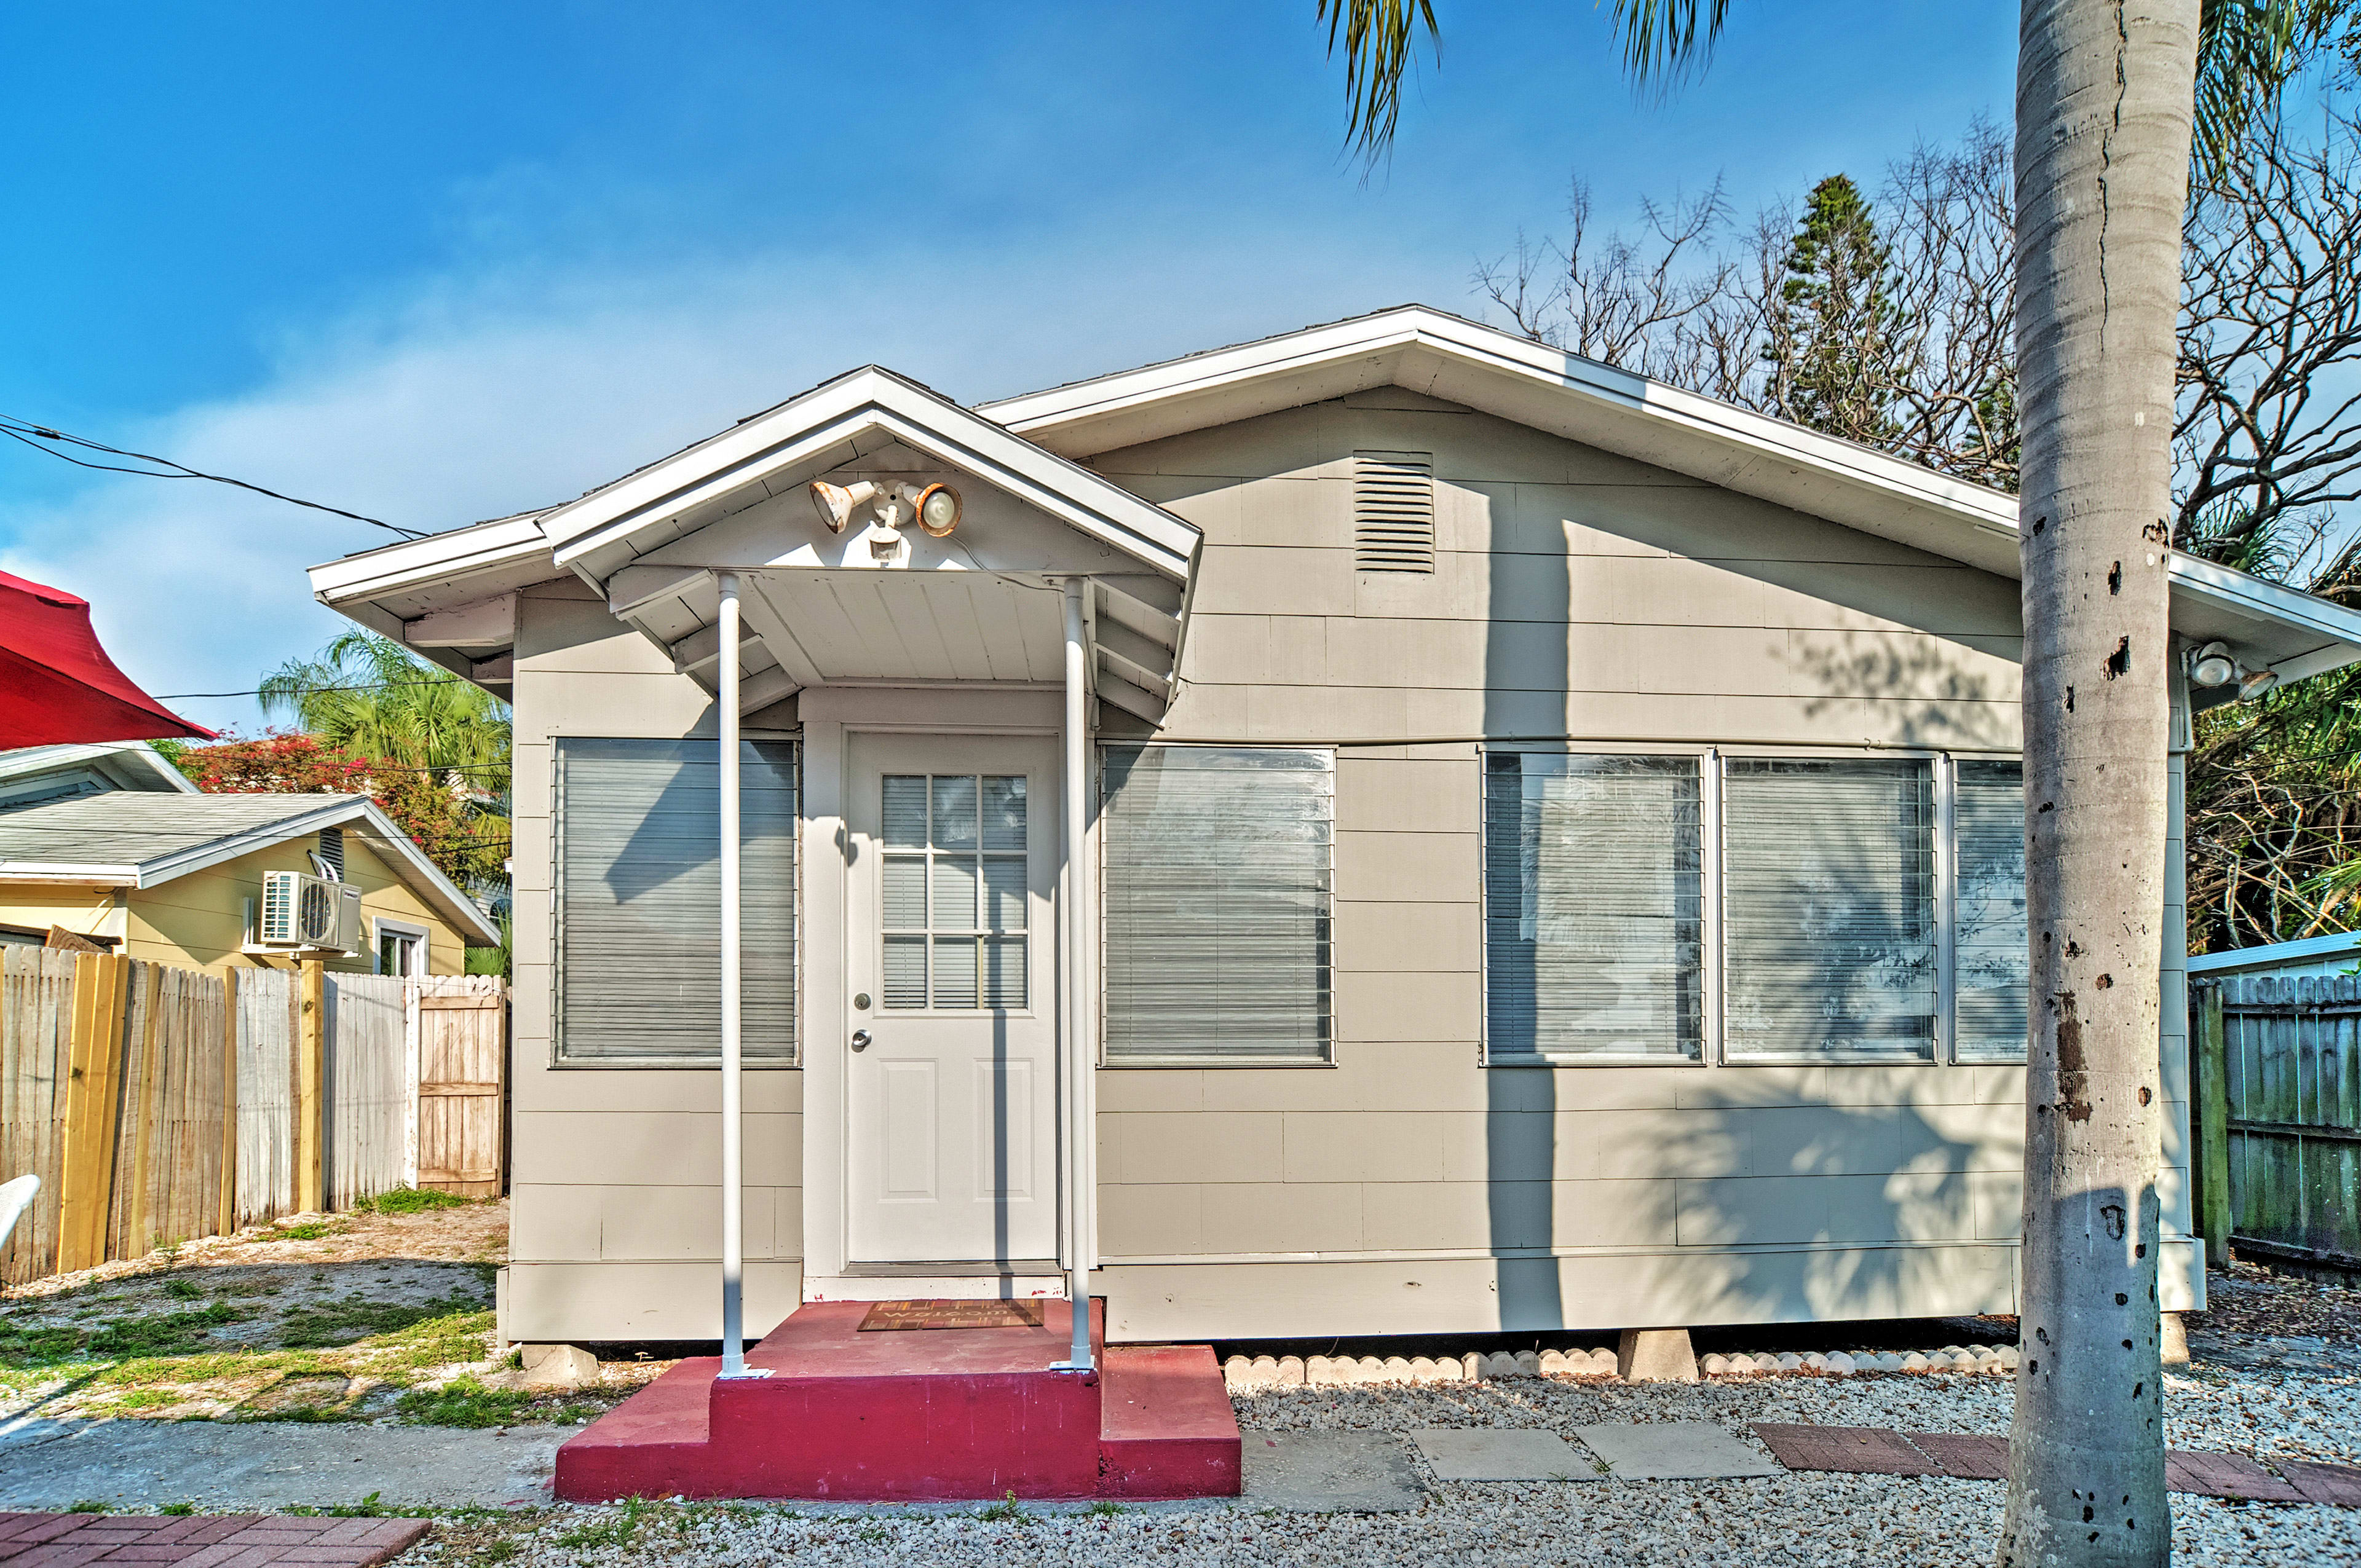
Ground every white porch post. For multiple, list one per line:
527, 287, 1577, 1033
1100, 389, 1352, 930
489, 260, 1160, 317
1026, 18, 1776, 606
716, 571, 748, 1377
1056, 577, 1096, 1373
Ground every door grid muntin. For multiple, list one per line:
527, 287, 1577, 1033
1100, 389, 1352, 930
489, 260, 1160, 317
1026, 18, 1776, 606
880, 773, 1029, 1011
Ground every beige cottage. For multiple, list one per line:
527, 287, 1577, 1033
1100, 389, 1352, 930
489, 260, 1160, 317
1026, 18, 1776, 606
310, 307, 2361, 1351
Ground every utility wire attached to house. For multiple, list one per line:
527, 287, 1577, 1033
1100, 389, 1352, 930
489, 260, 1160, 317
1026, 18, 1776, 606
0, 415, 425, 540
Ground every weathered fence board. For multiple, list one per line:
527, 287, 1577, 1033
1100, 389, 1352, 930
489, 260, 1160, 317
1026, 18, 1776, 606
326, 974, 409, 1210
417, 984, 505, 1198
235, 967, 297, 1227
2210, 973, 2361, 1269
1, 956, 505, 1285
0, 950, 79, 1285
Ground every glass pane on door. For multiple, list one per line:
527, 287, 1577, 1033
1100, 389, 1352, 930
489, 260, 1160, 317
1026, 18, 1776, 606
879, 773, 1028, 1010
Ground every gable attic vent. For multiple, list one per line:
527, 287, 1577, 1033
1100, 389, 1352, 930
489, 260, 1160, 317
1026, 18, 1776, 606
1353, 450, 1436, 573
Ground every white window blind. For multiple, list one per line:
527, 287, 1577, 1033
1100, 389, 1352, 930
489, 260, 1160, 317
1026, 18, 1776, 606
1953, 760, 2029, 1062
1101, 745, 1332, 1063
1723, 757, 1937, 1060
1484, 752, 1703, 1061
554, 738, 797, 1065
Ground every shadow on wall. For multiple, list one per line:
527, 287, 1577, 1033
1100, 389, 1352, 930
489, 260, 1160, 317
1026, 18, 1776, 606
1787, 631, 2014, 751
1480, 506, 2015, 1330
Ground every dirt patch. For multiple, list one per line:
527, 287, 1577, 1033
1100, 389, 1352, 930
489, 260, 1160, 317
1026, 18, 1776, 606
2191, 1261, 2361, 1346
0, 1196, 657, 1427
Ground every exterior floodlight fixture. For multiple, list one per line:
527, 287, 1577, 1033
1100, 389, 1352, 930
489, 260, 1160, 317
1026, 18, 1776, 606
2240, 666, 2280, 699
916, 483, 962, 537
2188, 641, 2237, 688
809, 479, 880, 534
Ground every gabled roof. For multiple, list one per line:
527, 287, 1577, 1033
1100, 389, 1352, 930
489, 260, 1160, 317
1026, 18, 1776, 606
979, 304, 2361, 685
537, 364, 1198, 584
0, 792, 500, 944
0, 741, 199, 798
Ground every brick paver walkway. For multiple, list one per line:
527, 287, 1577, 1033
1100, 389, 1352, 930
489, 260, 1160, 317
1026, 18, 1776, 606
1751, 1424, 2361, 1505
0, 1513, 426, 1567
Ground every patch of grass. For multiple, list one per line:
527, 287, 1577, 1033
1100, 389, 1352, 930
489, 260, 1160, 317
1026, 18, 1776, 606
209, 1279, 283, 1299
159, 1502, 195, 1516
1086, 1500, 1128, 1516
358, 1188, 470, 1216
279, 1296, 454, 1350
109, 1388, 179, 1410
273, 1222, 337, 1240
84, 1305, 253, 1359
329, 1492, 386, 1518
856, 1522, 889, 1544
975, 1490, 1032, 1524
395, 1376, 534, 1429
66, 1500, 108, 1514
164, 1278, 202, 1301
472, 1541, 520, 1565
0, 1318, 90, 1366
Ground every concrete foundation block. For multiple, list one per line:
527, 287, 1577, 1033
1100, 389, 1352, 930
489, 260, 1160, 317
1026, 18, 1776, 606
2161, 1311, 2190, 1366
517, 1343, 600, 1390
1616, 1328, 1698, 1384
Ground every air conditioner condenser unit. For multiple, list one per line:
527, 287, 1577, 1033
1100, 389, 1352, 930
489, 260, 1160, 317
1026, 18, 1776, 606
259, 870, 364, 953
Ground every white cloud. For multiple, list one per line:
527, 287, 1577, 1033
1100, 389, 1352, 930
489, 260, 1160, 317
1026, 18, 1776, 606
0, 224, 1450, 733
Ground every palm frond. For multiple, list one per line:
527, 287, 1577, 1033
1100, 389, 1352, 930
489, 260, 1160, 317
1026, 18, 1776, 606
1611, 0, 1736, 89
1318, 0, 1440, 162
2194, 0, 2337, 177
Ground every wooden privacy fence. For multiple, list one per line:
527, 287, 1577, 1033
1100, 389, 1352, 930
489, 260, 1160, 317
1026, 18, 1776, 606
0, 950, 505, 1286
2193, 974, 2361, 1274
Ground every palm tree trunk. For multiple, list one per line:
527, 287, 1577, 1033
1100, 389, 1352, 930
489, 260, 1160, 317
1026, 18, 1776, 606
2003, 2, 2198, 1564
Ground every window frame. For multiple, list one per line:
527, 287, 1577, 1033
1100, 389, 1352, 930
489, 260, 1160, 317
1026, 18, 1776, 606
1479, 743, 2024, 1068
372, 917, 429, 979
549, 732, 803, 1070
1479, 744, 1715, 1067
1096, 740, 1337, 1069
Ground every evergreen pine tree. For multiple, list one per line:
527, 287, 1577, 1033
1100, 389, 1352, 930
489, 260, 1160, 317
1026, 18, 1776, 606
1765, 175, 1896, 445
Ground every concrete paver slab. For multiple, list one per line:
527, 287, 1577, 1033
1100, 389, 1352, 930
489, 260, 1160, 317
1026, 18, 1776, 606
1573, 1422, 1779, 1481
0, 1419, 561, 1511
1241, 1431, 1424, 1513
0, 1513, 427, 1568
1409, 1428, 1600, 1482
2164, 1450, 2306, 1502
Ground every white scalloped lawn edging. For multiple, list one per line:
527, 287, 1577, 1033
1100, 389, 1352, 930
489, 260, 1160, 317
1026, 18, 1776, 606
1222, 1341, 2020, 1392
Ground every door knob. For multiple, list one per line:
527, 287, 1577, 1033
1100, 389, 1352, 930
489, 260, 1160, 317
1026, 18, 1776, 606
850, 1030, 872, 1052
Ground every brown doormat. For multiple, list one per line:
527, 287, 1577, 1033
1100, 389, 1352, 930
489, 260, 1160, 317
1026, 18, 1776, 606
1751, 1424, 1938, 1476
857, 1299, 1046, 1331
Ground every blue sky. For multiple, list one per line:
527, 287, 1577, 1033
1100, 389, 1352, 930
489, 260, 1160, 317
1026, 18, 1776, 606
0, 2, 2015, 731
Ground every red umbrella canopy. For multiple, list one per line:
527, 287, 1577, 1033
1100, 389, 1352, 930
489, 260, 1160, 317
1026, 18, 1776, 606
0, 572, 215, 746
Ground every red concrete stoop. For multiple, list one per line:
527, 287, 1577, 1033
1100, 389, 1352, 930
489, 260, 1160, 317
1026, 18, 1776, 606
553, 1299, 1240, 1503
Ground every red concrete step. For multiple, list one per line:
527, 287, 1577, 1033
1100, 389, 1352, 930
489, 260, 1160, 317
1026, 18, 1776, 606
557, 1297, 1235, 1504
1096, 1344, 1241, 1499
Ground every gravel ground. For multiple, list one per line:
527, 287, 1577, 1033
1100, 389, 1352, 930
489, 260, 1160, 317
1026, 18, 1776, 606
397, 1357, 2361, 1568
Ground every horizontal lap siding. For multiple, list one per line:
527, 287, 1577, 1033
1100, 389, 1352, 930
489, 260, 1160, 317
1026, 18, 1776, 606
508, 581, 801, 1306
1088, 394, 2065, 1331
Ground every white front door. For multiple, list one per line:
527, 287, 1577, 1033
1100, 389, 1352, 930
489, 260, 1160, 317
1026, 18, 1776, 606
844, 733, 1059, 1265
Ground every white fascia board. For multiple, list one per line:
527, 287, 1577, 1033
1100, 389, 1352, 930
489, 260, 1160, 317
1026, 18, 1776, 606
2166, 551, 2361, 671
307, 514, 553, 606
540, 368, 1198, 585
0, 865, 138, 886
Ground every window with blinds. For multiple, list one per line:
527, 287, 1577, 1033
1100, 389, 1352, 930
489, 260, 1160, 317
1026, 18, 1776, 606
1484, 752, 1703, 1061
1723, 757, 1937, 1060
553, 737, 797, 1065
1953, 760, 2029, 1062
1353, 450, 1436, 572
1100, 745, 1332, 1063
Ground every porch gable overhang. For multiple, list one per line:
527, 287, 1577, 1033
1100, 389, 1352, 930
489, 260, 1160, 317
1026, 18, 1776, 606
540, 367, 1200, 722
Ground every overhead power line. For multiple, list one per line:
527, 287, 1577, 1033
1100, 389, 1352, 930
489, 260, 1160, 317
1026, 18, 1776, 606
0, 415, 425, 540
159, 677, 501, 699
